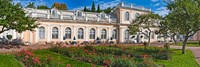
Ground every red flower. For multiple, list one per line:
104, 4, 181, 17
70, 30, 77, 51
32, 56, 41, 65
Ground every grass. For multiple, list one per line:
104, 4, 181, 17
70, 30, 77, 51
156, 49, 199, 67
171, 41, 200, 47
33, 50, 96, 67
0, 54, 23, 67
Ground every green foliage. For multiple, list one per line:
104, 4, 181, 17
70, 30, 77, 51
97, 4, 101, 13
0, 0, 38, 33
103, 7, 112, 13
37, 5, 49, 9
156, 49, 199, 67
26, 2, 36, 8
91, 1, 96, 12
129, 12, 162, 45
0, 54, 23, 67
165, 0, 200, 54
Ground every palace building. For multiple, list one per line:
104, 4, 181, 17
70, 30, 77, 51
0, 3, 175, 44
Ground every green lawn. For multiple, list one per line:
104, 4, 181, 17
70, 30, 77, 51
156, 49, 199, 67
33, 50, 96, 67
171, 41, 200, 47
0, 54, 23, 67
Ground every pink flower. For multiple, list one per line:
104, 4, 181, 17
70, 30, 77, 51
66, 64, 71, 67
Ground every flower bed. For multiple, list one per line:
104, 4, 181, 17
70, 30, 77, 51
49, 45, 164, 67
15, 49, 55, 67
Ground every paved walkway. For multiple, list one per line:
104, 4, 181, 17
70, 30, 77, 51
170, 46, 200, 65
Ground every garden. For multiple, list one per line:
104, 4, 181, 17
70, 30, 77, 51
0, 44, 198, 67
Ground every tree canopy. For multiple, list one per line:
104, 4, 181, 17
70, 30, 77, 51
0, 0, 38, 33
164, 0, 200, 54
91, 1, 96, 12
129, 12, 162, 46
51, 2, 68, 10
37, 5, 49, 9
26, 2, 36, 8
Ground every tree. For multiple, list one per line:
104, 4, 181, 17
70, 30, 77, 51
103, 7, 112, 13
0, 0, 38, 33
97, 4, 101, 13
159, 14, 180, 45
91, 1, 96, 12
26, 2, 36, 8
51, 2, 67, 10
60, 3, 67, 10
37, 5, 49, 9
165, 0, 200, 54
129, 13, 162, 46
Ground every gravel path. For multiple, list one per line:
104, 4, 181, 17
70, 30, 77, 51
170, 46, 200, 65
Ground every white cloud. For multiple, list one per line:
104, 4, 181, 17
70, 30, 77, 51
71, 0, 120, 11
151, 0, 159, 2
153, 3, 160, 6
154, 7, 169, 17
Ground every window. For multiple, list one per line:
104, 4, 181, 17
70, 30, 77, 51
101, 14, 105, 18
52, 27, 59, 39
112, 29, 117, 39
78, 12, 82, 17
135, 13, 140, 19
65, 27, 71, 39
101, 29, 107, 39
125, 12, 130, 20
90, 28, 95, 39
78, 28, 84, 39
125, 29, 129, 39
39, 26, 45, 39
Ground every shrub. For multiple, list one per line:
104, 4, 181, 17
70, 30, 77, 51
16, 49, 55, 67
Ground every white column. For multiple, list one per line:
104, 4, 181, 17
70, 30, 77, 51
72, 26, 77, 39
119, 28, 124, 43
30, 31, 33, 44
60, 12, 63, 20
35, 28, 38, 43
47, 25, 51, 42
85, 27, 88, 41
97, 17, 100, 22
107, 28, 111, 40
85, 14, 88, 21
96, 27, 100, 38
60, 25, 63, 41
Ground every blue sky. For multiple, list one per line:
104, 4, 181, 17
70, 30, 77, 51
13, 0, 169, 16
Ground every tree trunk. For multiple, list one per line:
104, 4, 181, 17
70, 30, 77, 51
172, 34, 177, 45
147, 32, 151, 46
182, 36, 188, 54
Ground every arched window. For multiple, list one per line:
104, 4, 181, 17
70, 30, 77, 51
125, 29, 129, 39
125, 12, 130, 20
101, 29, 107, 39
52, 27, 59, 39
65, 27, 71, 39
39, 26, 45, 39
112, 29, 117, 39
78, 28, 84, 39
90, 28, 95, 39
135, 13, 140, 19
77, 12, 82, 17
